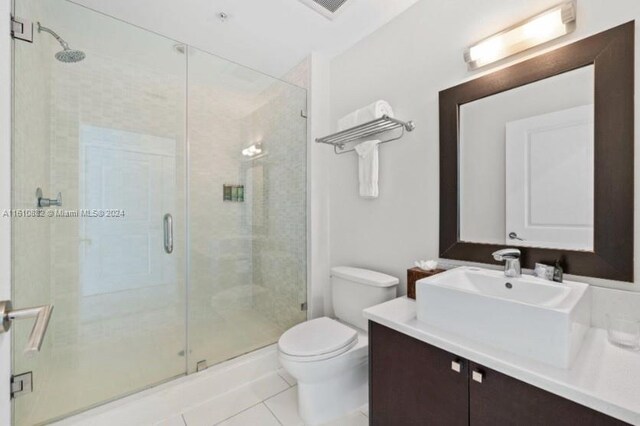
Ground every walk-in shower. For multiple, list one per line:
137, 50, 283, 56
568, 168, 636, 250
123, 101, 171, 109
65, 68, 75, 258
11, 0, 307, 424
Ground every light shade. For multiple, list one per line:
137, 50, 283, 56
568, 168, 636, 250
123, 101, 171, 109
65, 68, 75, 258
464, 1, 576, 70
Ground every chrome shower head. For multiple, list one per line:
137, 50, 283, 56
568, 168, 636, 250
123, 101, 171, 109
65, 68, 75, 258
55, 49, 86, 63
37, 22, 85, 63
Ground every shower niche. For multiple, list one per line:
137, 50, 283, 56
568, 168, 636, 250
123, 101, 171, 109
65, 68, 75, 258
223, 184, 245, 202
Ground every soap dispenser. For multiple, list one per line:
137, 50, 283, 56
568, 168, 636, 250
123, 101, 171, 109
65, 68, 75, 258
553, 260, 564, 283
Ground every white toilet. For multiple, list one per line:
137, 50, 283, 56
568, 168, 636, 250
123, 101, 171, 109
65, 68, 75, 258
278, 266, 399, 425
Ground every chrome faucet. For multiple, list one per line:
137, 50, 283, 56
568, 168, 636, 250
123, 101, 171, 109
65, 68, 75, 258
492, 248, 521, 278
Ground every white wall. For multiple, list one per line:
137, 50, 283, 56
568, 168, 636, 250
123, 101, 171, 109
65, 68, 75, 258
328, 0, 640, 301
0, 0, 10, 420
308, 53, 332, 317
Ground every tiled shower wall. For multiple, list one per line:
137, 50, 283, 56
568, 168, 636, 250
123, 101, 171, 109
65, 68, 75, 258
14, 47, 190, 424
249, 60, 309, 331
187, 66, 256, 367
188, 56, 308, 367
47, 51, 186, 353
42, 44, 307, 364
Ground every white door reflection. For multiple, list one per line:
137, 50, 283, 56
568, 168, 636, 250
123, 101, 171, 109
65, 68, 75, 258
505, 105, 594, 251
80, 126, 177, 297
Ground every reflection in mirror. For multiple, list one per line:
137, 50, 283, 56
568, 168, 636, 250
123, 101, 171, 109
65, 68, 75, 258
459, 65, 594, 251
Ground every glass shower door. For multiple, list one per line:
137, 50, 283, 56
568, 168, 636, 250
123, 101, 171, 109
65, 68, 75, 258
187, 48, 308, 370
12, 0, 187, 424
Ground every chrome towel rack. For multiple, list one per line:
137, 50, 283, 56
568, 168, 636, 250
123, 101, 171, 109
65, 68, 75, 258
316, 115, 416, 155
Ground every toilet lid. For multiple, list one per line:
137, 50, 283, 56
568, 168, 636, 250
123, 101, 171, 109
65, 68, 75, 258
278, 317, 358, 360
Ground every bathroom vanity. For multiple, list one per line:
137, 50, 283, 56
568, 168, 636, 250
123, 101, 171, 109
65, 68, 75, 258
391, 21, 640, 425
364, 297, 639, 425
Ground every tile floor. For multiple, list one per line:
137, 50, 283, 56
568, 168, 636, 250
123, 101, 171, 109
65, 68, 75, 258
54, 345, 369, 426
179, 373, 368, 426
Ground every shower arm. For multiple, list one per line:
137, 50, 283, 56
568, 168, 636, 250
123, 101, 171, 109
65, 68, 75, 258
37, 22, 70, 50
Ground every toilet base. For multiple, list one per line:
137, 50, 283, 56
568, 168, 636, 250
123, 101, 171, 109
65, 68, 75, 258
296, 358, 368, 425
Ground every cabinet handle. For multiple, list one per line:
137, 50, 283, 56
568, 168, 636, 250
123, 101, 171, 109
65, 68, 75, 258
451, 360, 462, 373
472, 370, 484, 383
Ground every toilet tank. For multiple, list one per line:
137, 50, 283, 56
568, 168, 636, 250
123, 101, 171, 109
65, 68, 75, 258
331, 267, 399, 331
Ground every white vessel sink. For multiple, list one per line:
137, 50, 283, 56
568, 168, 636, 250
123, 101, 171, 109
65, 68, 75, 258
416, 267, 590, 368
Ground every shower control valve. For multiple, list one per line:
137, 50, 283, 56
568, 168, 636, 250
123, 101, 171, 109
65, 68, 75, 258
36, 188, 62, 208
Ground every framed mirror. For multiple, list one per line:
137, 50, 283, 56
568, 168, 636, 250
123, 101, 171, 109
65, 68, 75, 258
439, 22, 634, 282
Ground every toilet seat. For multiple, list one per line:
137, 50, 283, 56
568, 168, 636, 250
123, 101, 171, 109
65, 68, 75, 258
278, 317, 358, 362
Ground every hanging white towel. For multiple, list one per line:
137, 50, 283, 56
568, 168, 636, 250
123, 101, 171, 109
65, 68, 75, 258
338, 100, 394, 131
354, 140, 381, 199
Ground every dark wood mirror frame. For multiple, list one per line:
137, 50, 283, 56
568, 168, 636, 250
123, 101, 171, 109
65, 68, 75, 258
439, 21, 634, 282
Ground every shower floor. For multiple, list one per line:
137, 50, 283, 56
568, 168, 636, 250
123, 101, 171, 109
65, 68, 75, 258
51, 344, 369, 426
17, 306, 286, 426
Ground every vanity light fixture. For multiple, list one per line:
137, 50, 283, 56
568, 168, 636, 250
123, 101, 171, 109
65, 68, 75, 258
242, 143, 263, 158
464, 1, 576, 70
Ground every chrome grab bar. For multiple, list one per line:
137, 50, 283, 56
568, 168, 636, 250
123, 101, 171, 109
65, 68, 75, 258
163, 213, 173, 254
1, 300, 54, 355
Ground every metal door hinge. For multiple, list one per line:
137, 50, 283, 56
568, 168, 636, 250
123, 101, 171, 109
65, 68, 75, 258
11, 16, 33, 43
11, 372, 33, 399
300, 302, 308, 311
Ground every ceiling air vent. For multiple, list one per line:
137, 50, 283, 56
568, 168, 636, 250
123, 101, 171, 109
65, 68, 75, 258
298, 0, 350, 20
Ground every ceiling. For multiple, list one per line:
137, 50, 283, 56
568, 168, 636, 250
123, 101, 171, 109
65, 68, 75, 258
70, 0, 421, 78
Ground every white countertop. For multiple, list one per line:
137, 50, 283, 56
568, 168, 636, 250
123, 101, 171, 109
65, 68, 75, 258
363, 297, 640, 425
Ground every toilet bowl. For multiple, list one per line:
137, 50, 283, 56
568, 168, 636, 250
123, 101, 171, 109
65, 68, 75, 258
278, 267, 399, 425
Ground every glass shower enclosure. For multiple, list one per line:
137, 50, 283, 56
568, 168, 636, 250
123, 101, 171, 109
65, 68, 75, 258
11, 1, 307, 424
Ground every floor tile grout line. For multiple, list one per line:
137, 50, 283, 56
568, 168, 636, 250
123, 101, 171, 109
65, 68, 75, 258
359, 405, 369, 418
211, 401, 265, 426
276, 371, 294, 388
179, 370, 287, 418
262, 399, 285, 426
265, 384, 297, 404
206, 375, 292, 426
264, 386, 300, 426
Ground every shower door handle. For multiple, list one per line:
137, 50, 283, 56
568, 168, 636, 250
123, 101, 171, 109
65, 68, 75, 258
164, 213, 174, 254
0, 300, 54, 355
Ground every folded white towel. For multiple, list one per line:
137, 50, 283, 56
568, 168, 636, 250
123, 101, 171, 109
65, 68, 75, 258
338, 100, 394, 131
354, 140, 381, 199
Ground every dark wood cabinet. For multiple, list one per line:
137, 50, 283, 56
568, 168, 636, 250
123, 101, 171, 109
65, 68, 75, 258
369, 321, 468, 426
468, 362, 625, 426
369, 322, 629, 426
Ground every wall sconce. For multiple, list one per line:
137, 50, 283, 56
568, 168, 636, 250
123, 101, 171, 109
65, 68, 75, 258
242, 143, 263, 158
464, 1, 576, 70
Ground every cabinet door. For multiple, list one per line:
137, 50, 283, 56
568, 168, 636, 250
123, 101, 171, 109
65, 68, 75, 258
468, 362, 629, 426
369, 322, 469, 426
